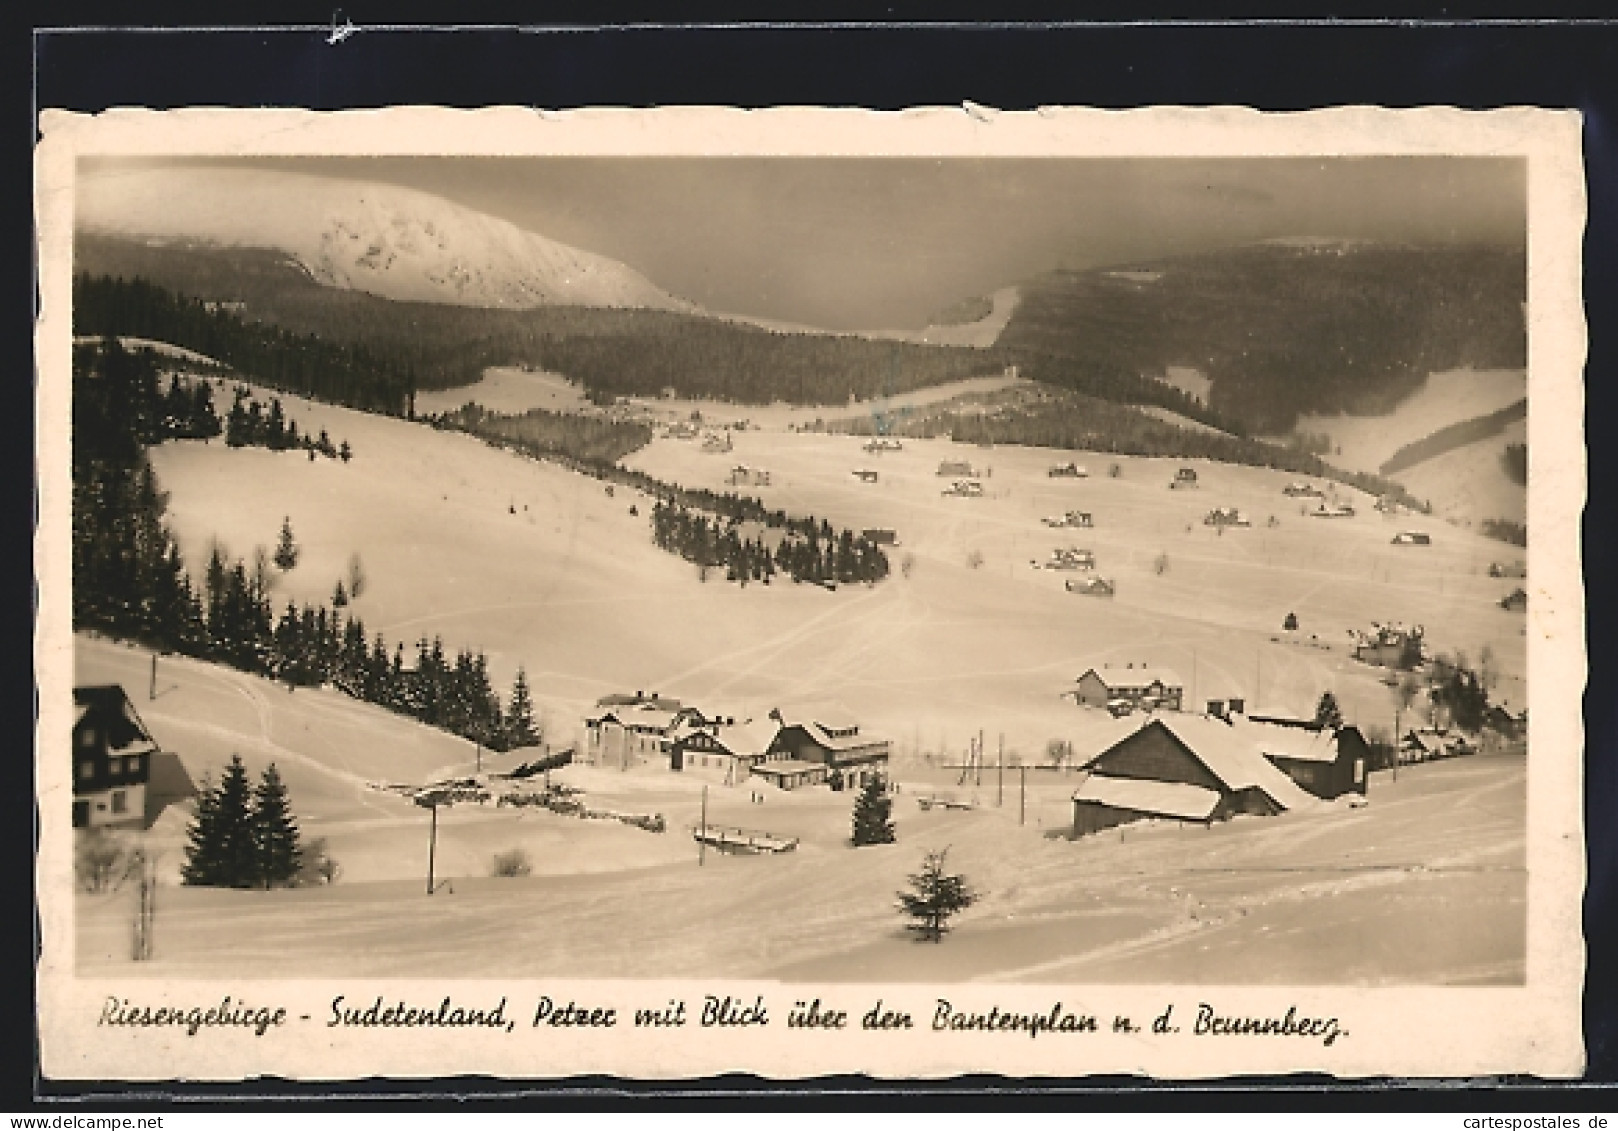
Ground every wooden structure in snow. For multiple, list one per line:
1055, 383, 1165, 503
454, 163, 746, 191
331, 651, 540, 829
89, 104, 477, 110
1169, 467, 1199, 489
1048, 462, 1089, 478
690, 824, 799, 855
1391, 530, 1432, 545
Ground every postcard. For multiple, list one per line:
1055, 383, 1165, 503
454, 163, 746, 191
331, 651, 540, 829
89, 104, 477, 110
34, 103, 1587, 1081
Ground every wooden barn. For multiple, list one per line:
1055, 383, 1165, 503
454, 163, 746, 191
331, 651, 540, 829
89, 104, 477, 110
1235, 717, 1369, 800
1170, 467, 1199, 488
1071, 665, 1183, 712
1070, 715, 1318, 837
763, 705, 891, 788
73, 684, 195, 831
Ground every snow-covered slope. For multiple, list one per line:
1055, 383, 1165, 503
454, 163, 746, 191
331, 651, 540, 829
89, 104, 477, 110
76, 166, 697, 314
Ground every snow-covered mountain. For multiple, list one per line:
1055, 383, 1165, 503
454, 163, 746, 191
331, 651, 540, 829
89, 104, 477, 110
76, 166, 698, 314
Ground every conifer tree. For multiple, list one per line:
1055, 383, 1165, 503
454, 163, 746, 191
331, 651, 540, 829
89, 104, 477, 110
896, 848, 979, 943
1314, 691, 1344, 730
851, 773, 896, 846
182, 755, 259, 888
505, 667, 540, 749
273, 516, 300, 571
251, 763, 303, 889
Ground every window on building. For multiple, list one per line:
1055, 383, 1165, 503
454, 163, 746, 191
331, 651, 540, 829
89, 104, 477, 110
80, 729, 96, 748
79, 761, 94, 781
111, 790, 127, 814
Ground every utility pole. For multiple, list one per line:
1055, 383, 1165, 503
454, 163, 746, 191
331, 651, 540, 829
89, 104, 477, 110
1019, 766, 1027, 827
426, 802, 439, 896
149, 652, 158, 701
977, 729, 984, 786
699, 785, 708, 867
997, 734, 1004, 808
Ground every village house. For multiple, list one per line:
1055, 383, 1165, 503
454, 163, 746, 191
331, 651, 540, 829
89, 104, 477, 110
1070, 714, 1318, 838
727, 464, 771, 487
671, 718, 782, 786
1391, 530, 1432, 545
760, 705, 891, 790
73, 684, 195, 830
936, 460, 977, 477
1234, 716, 1370, 800
1399, 727, 1478, 765
1170, 467, 1198, 489
1352, 623, 1425, 669
584, 692, 693, 765
1065, 577, 1116, 598
1071, 664, 1183, 712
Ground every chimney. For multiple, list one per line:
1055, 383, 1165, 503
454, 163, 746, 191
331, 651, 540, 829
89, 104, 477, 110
1207, 699, 1225, 720
1228, 697, 1246, 716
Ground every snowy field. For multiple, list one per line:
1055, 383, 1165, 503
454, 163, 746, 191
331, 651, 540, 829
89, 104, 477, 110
69, 376, 1533, 981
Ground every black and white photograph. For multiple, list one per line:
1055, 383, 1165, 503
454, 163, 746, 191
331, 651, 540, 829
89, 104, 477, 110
34, 105, 1587, 1082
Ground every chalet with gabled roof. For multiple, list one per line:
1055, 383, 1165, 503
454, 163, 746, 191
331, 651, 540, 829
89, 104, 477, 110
1070, 714, 1318, 837
1071, 664, 1183, 712
73, 684, 195, 830
764, 705, 890, 789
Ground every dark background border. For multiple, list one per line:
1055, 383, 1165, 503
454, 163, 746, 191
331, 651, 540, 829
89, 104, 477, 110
22, 11, 1618, 1109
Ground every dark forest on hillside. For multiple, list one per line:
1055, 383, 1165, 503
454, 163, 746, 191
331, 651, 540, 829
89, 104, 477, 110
71, 339, 538, 752
998, 244, 1526, 433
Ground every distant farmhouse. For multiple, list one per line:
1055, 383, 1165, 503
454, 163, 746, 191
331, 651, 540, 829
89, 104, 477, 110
1283, 481, 1325, 498
861, 527, 899, 546
587, 694, 890, 790
1351, 623, 1425, 669
1048, 462, 1088, 478
1071, 664, 1183, 713
727, 464, 771, 487
1499, 587, 1528, 612
937, 460, 977, 477
1391, 530, 1431, 545
73, 684, 195, 831
1170, 467, 1199, 489
1070, 715, 1317, 838
1065, 577, 1116, 598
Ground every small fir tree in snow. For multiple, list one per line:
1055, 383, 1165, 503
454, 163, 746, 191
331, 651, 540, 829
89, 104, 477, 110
332, 579, 348, 608
273, 516, 300, 571
897, 848, 979, 943
851, 774, 896, 846
505, 667, 540, 749
251, 763, 303, 889
1314, 691, 1344, 730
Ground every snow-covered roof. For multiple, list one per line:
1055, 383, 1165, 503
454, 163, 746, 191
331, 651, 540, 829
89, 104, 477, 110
1072, 774, 1222, 821
1081, 666, 1184, 691
1234, 717, 1338, 764
704, 720, 780, 759
1151, 715, 1319, 812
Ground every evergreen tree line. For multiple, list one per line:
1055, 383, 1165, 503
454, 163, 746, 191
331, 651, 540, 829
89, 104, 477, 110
435, 414, 893, 586
224, 386, 353, 462
429, 403, 650, 466
75, 274, 413, 415
72, 340, 541, 753
651, 501, 890, 586
182, 756, 303, 889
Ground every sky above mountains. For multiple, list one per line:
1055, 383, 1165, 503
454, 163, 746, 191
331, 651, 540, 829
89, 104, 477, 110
85, 156, 1525, 332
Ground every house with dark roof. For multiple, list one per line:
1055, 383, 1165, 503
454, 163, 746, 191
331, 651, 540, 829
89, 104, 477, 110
73, 685, 195, 831
1070, 714, 1318, 837
763, 705, 890, 789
